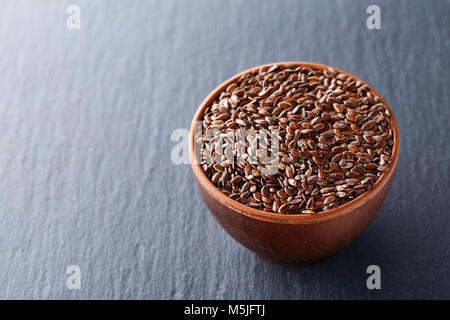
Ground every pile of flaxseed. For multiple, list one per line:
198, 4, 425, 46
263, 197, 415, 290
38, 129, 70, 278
196, 64, 394, 214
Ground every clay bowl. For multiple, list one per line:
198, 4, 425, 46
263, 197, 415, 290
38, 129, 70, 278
189, 62, 399, 265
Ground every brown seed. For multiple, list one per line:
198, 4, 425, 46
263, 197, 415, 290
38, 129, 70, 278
276, 189, 288, 199
272, 200, 280, 212
290, 149, 300, 158
332, 146, 346, 153
241, 182, 251, 192
311, 117, 322, 126
320, 187, 335, 193
332, 153, 344, 162
312, 156, 322, 165
318, 168, 325, 179
301, 129, 314, 135
291, 198, 304, 206
307, 175, 317, 184
346, 171, 360, 178
261, 185, 269, 197
301, 182, 308, 191
307, 140, 317, 150
364, 163, 378, 169
322, 131, 334, 139
211, 172, 221, 183
333, 103, 343, 113
285, 166, 294, 178
313, 123, 325, 131
240, 191, 250, 199
230, 175, 243, 184
345, 178, 358, 186
336, 191, 346, 198
361, 120, 374, 130
351, 124, 362, 134
252, 169, 260, 177
324, 195, 336, 205
278, 203, 289, 213
282, 156, 295, 164
357, 156, 370, 164
333, 122, 348, 130
331, 172, 345, 180
381, 154, 391, 162
334, 129, 344, 137
306, 197, 315, 209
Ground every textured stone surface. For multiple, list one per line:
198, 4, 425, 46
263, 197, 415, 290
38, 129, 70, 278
0, 0, 448, 299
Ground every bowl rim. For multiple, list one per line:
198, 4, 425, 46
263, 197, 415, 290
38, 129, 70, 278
189, 61, 400, 224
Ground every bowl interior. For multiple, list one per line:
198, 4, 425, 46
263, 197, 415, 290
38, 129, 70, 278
189, 61, 399, 224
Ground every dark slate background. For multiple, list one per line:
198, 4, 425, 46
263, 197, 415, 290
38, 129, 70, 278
0, 0, 448, 299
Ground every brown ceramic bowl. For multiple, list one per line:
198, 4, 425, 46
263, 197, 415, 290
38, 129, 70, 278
189, 62, 399, 265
